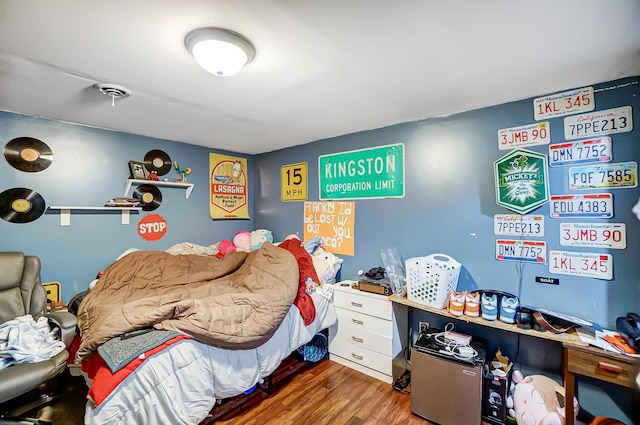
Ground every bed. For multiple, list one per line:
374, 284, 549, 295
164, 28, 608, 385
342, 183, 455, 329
75, 240, 338, 425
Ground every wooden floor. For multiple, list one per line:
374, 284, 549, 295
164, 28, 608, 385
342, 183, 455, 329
205, 358, 432, 425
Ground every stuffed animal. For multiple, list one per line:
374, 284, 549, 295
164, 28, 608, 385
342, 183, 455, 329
250, 229, 273, 249
312, 247, 343, 284
506, 370, 578, 425
232, 230, 251, 251
216, 239, 236, 258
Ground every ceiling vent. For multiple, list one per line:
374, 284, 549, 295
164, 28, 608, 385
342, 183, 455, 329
93, 83, 132, 106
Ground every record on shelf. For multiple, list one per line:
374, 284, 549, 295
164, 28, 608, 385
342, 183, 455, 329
0, 187, 46, 223
133, 184, 162, 211
3, 137, 53, 172
143, 149, 171, 176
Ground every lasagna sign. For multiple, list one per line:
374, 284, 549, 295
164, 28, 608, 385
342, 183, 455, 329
210, 153, 250, 219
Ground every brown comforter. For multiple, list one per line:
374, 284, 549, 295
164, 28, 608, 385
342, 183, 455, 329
75, 242, 299, 363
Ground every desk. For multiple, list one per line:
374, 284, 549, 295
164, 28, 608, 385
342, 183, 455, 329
563, 343, 639, 425
389, 295, 638, 424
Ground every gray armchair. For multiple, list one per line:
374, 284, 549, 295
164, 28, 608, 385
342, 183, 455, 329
0, 252, 78, 424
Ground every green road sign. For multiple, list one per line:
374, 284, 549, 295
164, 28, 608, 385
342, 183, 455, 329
319, 144, 405, 200
494, 148, 549, 214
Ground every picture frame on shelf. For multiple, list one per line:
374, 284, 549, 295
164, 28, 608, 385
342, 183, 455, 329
128, 160, 149, 180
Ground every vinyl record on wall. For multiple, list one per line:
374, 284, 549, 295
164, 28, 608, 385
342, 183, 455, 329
133, 184, 162, 211
143, 149, 171, 176
0, 187, 46, 223
3, 137, 53, 172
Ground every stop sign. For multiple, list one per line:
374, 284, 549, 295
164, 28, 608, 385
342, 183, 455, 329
138, 213, 167, 241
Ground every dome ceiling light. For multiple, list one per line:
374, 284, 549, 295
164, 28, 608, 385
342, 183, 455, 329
184, 27, 256, 77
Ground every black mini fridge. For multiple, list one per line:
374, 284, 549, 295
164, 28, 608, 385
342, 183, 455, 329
410, 330, 487, 425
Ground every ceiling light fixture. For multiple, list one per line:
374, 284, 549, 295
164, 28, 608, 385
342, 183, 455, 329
94, 83, 132, 107
184, 27, 255, 77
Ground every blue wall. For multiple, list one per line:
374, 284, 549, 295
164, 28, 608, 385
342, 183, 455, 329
253, 76, 639, 422
0, 113, 253, 301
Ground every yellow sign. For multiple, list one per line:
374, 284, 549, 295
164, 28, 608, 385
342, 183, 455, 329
303, 201, 355, 256
281, 162, 308, 202
210, 153, 250, 219
42, 281, 61, 305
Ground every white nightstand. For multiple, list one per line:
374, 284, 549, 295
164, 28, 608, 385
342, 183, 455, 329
328, 280, 408, 383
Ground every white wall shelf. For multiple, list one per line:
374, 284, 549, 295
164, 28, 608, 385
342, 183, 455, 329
48, 206, 142, 226
124, 179, 194, 199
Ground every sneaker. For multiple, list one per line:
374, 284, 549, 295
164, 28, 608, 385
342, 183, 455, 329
500, 296, 519, 324
448, 290, 466, 316
465, 291, 480, 317
481, 293, 498, 321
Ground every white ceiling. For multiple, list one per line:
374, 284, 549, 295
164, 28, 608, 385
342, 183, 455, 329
1, 1, 639, 155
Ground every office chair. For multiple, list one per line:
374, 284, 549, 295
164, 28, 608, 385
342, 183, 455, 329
0, 252, 78, 425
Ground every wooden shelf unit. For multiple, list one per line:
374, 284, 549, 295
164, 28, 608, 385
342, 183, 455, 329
48, 206, 141, 226
124, 179, 194, 199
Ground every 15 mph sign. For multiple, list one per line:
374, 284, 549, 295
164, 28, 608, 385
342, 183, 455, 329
138, 214, 167, 241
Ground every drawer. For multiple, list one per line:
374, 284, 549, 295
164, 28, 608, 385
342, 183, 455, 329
335, 307, 393, 338
333, 287, 391, 320
330, 320, 393, 356
329, 337, 393, 376
567, 347, 639, 388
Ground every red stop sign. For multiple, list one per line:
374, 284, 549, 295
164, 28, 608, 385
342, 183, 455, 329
138, 213, 167, 241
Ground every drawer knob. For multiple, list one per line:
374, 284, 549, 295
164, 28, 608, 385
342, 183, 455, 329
351, 301, 363, 308
352, 336, 364, 343
351, 318, 364, 325
351, 352, 364, 361
597, 361, 622, 374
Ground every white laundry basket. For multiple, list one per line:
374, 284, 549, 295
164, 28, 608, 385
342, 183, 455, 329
405, 254, 461, 309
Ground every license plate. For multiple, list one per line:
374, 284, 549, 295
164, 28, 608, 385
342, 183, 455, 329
548, 137, 612, 167
494, 214, 544, 237
496, 240, 546, 263
564, 106, 633, 140
498, 122, 550, 150
548, 250, 612, 280
569, 161, 637, 190
560, 223, 626, 249
534, 86, 594, 120
549, 194, 613, 218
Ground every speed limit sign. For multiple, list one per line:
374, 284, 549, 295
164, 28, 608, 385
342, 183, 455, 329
281, 162, 307, 202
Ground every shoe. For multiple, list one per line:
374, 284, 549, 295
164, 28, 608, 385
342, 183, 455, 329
449, 290, 466, 316
482, 293, 498, 321
500, 296, 519, 324
465, 291, 480, 317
